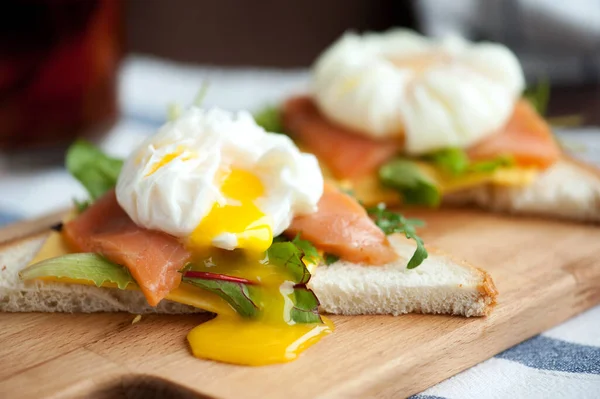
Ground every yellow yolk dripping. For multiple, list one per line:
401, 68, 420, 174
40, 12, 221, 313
183, 169, 332, 365
188, 169, 273, 253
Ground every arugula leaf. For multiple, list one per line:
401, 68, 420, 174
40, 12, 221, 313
379, 158, 441, 207
367, 203, 428, 269
324, 253, 340, 265
66, 140, 124, 201
524, 78, 550, 116
183, 277, 260, 318
289, 287, 322, 323
19, 253, 135, 289
266, 241, 311, 285
254, 105, 285, 134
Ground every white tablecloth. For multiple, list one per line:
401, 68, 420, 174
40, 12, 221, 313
1, 56, 599, 399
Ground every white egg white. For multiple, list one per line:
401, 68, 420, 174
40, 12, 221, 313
116, 107, 323, 248
312, 29, 526, 154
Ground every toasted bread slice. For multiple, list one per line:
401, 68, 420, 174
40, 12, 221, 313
310, 235, 497, 317
0, 232, 497, 317
443, 158, 600, 223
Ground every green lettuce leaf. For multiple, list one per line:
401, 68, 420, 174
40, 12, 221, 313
66, 140, 124, 201
367, 203, 428, 269
19, 253, 135, 289
254, 105, 285, 134
379, 158, 441, 207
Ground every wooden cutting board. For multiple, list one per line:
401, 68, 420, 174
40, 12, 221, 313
1, 209, 599, 399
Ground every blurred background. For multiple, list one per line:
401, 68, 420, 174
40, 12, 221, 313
1, 0, 600, 222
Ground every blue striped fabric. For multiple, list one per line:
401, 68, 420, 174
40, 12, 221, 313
497, 336, 600, 374
0, 211, 20, 226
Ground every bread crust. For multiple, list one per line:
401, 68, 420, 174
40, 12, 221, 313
426, 246, 498, 314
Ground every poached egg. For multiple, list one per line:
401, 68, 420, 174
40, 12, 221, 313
312, 29, 525, 154
116, 107, 323, 254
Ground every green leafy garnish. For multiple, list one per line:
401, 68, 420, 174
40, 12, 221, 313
291, 234, 321, 265
289, 287, 322, 323
254, 105, 285, 134
184, 277, 260, 318
73, 199, 91, 213
468, 155, 514, 173
424, 148, 514, 176
523, 78, 550, 116
379, 158, 441, 207
324, 253, 340, 266
266, 241, 311, 285
19, 253, 135, 289
367, 203, 428, 269
424, 148, 470, 175
66, 140, 124, 201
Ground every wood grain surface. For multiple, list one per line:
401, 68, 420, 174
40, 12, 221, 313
1, 208, 599, 399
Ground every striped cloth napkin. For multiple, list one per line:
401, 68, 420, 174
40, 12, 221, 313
1, 56, 598, 398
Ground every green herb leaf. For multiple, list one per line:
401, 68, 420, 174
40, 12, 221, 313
367, 203, 428, 269
66, 140, 124, 201
73, 198, 91, 213
524, 78, 550, 116
423, 148, 469, 175
379, 158, 441, 207
291, 234, 322, 265
468, 156, 514, 173
19, 253, 135, 289
253, 105, 285, 134
324, 253, 340, 265
183, 277, 260, 318
266, 241, 311, 285
289, 287, 322, 323
424, 148, 514, 176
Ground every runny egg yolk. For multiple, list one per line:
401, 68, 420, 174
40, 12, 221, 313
183, 169, 333, 366
188, 169, 273, 253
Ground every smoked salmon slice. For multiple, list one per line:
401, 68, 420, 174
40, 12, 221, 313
63, 190, 190, 306
287, 183, 398, 265
282, 96, 401, 180
467, 99, 561, 169
284, 97, 561, 178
